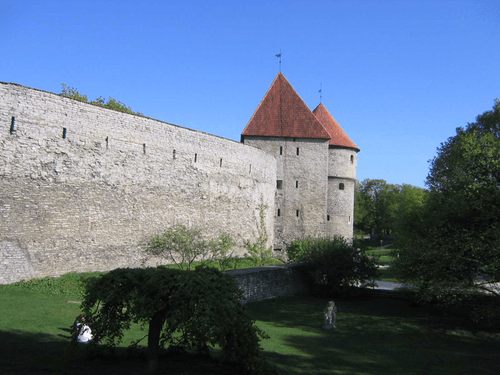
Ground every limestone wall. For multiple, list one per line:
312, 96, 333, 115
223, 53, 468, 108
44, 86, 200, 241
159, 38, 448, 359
243, 136, 330, 249
0, 83, 276, 284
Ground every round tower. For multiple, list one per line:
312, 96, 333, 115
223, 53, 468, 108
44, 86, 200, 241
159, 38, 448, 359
313, 103, 360, 241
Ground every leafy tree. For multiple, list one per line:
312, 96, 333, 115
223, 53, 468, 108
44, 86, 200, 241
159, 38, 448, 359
81, 267, 275, 374
287, 236, 378, 297
60, 83, 142, 115
393, 100, 500, 303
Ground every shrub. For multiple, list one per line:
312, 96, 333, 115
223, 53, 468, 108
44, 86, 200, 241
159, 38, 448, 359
287, 236, 378, 297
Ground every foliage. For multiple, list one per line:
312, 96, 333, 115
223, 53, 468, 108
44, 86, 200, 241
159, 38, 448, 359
81, 266, 273, 374
143, 225, 211, 270
244, 204, 275, 267
143, 226, 241, 271
287, 236, 378, 297
355, 179, 426, 237
393, 99, 500, 304
60, 83, 142, 115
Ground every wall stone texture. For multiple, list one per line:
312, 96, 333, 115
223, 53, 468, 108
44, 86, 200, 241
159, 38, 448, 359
0, 83, 276, 284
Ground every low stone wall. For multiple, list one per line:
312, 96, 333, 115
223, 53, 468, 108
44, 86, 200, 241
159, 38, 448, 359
227, 264, 310, 304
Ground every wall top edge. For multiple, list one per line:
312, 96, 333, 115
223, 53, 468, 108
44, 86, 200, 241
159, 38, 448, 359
1, 81, 260, 152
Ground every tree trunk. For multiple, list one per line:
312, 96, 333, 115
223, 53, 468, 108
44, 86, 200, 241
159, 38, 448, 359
147, 311, 166, 375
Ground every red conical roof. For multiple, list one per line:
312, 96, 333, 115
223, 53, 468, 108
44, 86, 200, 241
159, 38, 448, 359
312, 103, 360, 151
242, 73, 331, 140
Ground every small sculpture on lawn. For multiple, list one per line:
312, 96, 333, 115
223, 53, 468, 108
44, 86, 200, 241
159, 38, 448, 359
323, 301, 337, 330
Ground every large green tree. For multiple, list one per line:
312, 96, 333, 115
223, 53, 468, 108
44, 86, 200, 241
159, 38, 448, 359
394, 100, 500, 299
81, 267, 273, 374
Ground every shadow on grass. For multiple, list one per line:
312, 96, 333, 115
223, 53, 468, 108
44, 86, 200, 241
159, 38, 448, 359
246, 296, 500, 375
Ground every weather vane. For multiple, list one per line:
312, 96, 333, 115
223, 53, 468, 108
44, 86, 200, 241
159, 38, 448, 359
319, 83, 322, 103
275, 50, 282, 72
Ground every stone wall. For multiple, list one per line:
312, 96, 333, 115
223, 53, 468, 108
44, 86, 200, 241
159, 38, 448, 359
227, 264, 310, 303
0, 82, 277, 284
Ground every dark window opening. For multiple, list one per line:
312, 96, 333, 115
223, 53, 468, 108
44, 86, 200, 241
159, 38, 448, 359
274, 248, 282, 252
327, 215, 330, 221
194, 153, 197, 162
220, 158, 223, 167
279, 146, 283, 155
143, 143, 146, 154
10, 117, 15, 134
339, 183, 345, 190
62, 128, 67, 139
296, 147, 299, 156
105, 136, 109, 149
173, 150, 176, 159
296, 210, 300, 217
350, 155, 354, 163
277, 209, 281, 217
249, 164, 252, 173
277, 180, 283, 189
296, 180, 298, 188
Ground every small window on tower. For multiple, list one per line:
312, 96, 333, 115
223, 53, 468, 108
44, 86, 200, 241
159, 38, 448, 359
296, 180, 298, 188
327, 215, 330, 221
277, 209, 281, 217
350, 155, 354, 163
296, 147, 299, 156
280, 146, 283, 155
296, 210, 300, 217
339, 183, 345, 190
277, 180, 283, 189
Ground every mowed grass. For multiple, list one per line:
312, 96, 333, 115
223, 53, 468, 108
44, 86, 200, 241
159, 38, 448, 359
2, 272, 500, 374
247, 296, 500, 375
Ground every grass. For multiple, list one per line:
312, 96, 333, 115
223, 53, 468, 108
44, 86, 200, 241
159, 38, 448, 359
247, 296, 500, 375
2, 272, 500, 374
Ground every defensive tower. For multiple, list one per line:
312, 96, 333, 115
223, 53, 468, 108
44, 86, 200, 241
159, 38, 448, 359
241, 73, 359, 249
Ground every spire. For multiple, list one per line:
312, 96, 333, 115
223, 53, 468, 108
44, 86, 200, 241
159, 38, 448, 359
312, 103, 360, 151
242, 73, 331, 140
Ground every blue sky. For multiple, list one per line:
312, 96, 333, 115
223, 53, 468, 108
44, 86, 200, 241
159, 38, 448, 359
2, 0, 499, 188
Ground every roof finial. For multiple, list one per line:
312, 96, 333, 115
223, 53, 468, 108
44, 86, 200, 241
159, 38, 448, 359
319, 83, 322, 103
275, 50, 282, 72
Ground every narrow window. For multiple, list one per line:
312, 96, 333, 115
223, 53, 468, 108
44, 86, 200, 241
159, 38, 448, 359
173, 150, 176, 159
279, 146, 283, 155
274, 248, 282, 252
62, 128, 67, 139
105, 136, 109, 149
296, 147, 299, 156
10, 117, 15, 134
296, 210, 300, 217
339, 183, 345, 190
194, 153, 197, 162
277, 209, 281, 217
143, 143, 146, 154
220, 158, 223, 167
296, 180, 298, 188
277, 180, 283, 189
249, 164, 252, 174
293, 138, 296, 142
350, 155, 354, 163
327, 215, 330, 221
349, 216, 351, 223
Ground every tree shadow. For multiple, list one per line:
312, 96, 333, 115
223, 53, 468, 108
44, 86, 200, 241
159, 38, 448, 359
246, 296, 500, 375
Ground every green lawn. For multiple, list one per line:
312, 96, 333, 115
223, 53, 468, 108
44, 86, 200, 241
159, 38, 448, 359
247, 296, 500, 375
3, 272, 499, 374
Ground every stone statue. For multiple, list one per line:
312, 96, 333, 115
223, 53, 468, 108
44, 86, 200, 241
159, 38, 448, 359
323, 301, 337, 330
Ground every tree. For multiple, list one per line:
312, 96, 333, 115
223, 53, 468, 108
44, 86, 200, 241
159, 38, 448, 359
60, 83, 142, 115
287, 236, 378, 296
394, 100, 500, 302
81, 267, 274, 374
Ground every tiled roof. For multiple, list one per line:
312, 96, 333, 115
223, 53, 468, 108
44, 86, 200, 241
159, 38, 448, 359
312, 103, 360, 151
241, 73, 331, 140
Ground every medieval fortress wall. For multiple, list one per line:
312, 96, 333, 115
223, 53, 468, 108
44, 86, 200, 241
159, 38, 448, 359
0, 83, 277, 284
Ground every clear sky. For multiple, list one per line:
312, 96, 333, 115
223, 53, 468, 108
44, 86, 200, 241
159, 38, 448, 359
2, 0, 499, 188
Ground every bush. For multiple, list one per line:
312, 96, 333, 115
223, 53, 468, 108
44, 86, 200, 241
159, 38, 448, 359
287, 236, 378, 297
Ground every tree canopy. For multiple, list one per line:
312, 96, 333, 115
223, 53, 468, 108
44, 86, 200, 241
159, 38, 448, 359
393, 100, 500, 302
81, 266, 274, 374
